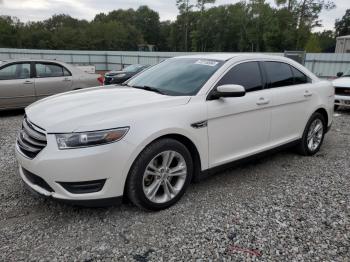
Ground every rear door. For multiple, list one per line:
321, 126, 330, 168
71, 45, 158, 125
262, 61, 313, 145
34, 62, 73, 101
0, 62, 35, 109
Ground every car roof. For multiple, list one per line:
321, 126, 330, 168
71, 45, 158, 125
174, 53, 284, 61
0, 58, 67, 64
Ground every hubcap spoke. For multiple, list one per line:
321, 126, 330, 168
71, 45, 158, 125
162, 151, 175, 168
145, 170, 161, 177
146, 179, 162, 200
314, 123, 322, 133
163, 180, 172, 201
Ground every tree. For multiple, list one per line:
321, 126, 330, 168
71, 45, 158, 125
196, 0, 215, 12
335, 9, 350, 37
275, 0, 335, 49
305, 34, 321, 52
136, 6, 160, 45
0, 16, 20, 48
176, 0, 194, 51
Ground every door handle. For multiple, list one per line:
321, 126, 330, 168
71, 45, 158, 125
23, 80, 33, 84
62, 78, 71, 82
304, 91, 313, 97
256, 97, 270, 105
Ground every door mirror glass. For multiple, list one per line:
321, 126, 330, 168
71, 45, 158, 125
337, 72, 343, 77
209, 84, 246, 100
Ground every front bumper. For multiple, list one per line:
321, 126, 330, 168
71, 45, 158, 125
335, 95, 350, 107
16, 134, 135, 206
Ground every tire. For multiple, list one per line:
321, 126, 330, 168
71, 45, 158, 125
296, 112, 326, 156
126, 138, 193, 211
334, 104, 339, 111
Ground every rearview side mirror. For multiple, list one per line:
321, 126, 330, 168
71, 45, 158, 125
208, 84, 246, 100
337, 72, 343, 77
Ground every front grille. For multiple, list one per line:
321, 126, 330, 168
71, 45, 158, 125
104, 77, 113, 85
17, 116, 47, 159
335, 87, 350, 96
22, 168, 54, 192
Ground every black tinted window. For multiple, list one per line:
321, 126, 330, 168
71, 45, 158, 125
0, 63, 31, 80
290, 66, 309, 84
217, 62, 263, 92
35, 63, 67, 78
264, 62, 294, 88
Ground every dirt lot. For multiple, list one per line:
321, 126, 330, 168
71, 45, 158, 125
0, 109, 349, 261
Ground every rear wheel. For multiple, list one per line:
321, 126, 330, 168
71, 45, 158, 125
296, 112, 326, 156
126, 138, 193, 211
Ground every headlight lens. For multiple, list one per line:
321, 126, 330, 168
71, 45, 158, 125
55, 127, 129, 149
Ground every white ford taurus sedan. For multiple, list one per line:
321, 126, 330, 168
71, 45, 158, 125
15, 54, 334, 210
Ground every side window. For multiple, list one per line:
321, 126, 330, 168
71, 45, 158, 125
217, 62, 263, 92
63, 68, 71, 76
35, 63, 67, 78
0, 63, 31, 80
264, 62, 294, 88
290, 66, 309, 85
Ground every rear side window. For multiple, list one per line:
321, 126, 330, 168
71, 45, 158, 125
264, 62, 294, 88
35, 63, 71, 78
217, 62, 263, 92
290, 66, 309, 84
0, 63, 31, 80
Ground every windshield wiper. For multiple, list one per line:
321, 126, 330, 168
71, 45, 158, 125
131, 85, 165, 95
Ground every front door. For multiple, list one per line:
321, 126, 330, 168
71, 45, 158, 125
207, 61, 273, 168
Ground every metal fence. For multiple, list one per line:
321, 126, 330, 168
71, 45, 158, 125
1, 48, 350, 78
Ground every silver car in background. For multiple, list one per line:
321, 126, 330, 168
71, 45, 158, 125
0, 59, 102, 110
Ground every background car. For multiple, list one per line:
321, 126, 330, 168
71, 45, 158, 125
333, 68, 350, 110
104, 64, 149, 85
0, 59, 103, 111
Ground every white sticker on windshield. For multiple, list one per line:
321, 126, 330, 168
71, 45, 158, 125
195, 60, 219, 67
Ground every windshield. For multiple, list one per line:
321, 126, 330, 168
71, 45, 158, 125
123, 64, 144, 73
127, 58, 223, 96
343, 68, 350, 77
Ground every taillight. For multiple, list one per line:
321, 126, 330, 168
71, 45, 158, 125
97, 76, 104, 85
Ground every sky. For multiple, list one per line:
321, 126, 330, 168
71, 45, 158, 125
0, 0, 348, 32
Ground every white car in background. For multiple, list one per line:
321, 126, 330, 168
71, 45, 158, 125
333, 68, 350, 110
0, 59, 103, 110
15, 54, 334, 211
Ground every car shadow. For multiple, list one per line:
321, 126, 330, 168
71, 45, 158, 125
0, 109, 25, 117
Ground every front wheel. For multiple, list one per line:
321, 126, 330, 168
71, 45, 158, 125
126, 138, 193, 211
296, 112, 326, 156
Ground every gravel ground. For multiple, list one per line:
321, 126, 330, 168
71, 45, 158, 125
0, 109, 349, 261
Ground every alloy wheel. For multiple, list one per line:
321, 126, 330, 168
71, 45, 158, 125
142, 150, 187, 204
307, 118, 324, 152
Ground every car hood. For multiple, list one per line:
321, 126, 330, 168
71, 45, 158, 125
26, 86, 191, 133
105, 71, 126, 76
332, 77, 350, 88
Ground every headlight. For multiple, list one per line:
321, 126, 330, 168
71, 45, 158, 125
115, 74, 126, 78
55, 127, 129, 149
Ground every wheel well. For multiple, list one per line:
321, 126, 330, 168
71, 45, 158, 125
154, 134, 202, 182
315, 108, 328, 126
